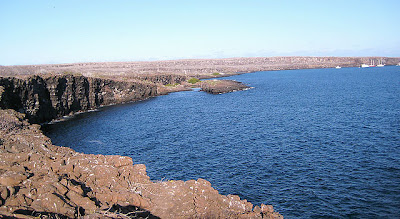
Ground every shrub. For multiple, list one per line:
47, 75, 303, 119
165, 83, 180, 87
212, 72, 220, 76
188, 78, 200, 84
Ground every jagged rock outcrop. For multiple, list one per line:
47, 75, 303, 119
201, 80, 251, 94
0, 109, 283, 218
0, 75, 157, 123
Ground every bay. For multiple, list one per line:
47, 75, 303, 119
44, 66, 400, 218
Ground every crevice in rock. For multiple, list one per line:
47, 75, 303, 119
69, 179, 92, 197
12, 186, 20, 195
108, 204, 160, 219
52, 192, 75, 208
12, 209, 70, 219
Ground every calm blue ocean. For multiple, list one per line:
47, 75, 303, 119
44, 66, 400, 218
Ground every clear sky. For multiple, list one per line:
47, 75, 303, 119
1, 0, 399, 65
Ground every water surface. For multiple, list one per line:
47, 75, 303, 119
45, 66, 400, 218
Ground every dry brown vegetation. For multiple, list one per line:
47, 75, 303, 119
1, 56, 399, 79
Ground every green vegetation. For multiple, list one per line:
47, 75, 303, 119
165, 83, 180, 87
212, 72, 220, 76
188, 78, 201, 84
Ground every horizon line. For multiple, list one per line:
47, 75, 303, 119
3, 55, 400, 67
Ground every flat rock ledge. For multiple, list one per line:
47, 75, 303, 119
0, 109, 282, 219
201, 80, 251, 94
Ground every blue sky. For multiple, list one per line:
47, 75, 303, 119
1, 0, 399, 65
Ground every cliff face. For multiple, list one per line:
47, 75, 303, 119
0, 75, 158, 123
0, 109, 282, 218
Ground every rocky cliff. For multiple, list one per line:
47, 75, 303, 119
0, 75, 157, 124
0, 109, 282, 218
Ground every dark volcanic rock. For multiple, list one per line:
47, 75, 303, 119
0, 109, 283, 218
0, 74, 283, 218
201, 80, 250, 94
0, 75, 158, 123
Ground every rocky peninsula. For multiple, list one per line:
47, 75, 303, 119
1, 56, 399, 218
200, 80, 251, 94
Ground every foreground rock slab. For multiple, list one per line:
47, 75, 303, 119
0, 109, 282, 218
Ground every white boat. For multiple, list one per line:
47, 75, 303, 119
335, 66, 341, 69
369, 60, 376, 67
361, 64, 369, 68
377, 59, 384, 67
397, 63, 400, 66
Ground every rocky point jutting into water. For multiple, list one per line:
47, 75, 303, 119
200, 80, 251, 94
0, 73, 282, 218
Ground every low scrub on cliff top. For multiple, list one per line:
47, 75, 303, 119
188, 78, 201, 84
165, 83, 180, 87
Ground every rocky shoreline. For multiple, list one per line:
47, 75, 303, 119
0, 73, 282, 218
0, 75, 159, 124
0, 109, 282, 218
2, 56, 399, 218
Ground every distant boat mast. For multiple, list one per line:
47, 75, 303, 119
362, 59, 381, 68
377, 59, 384, 67
369, 59, 376, 67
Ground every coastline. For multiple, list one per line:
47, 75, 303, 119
0, 109, 282, 218
0, 73, 282, 218
1, 56, 400, 218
